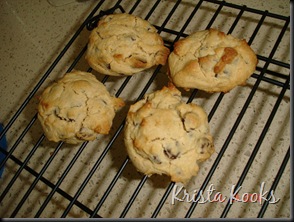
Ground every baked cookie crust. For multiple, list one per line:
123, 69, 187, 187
85, 13, 170, 76
124, 85, 214, 183
168, 29, 258, 92
38, 70, 124, 144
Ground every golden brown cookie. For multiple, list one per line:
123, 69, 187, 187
168, 29, 258, 92
124, 85, 214, 183
85, 13, 170, 76
38, 70, 124, 144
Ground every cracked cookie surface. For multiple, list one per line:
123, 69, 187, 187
85, 13, 170, 76
124, 85, 214, 183
168, 28, 258, 92
38, 70, 124, 144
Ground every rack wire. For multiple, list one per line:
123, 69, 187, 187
0, 0, 290, 218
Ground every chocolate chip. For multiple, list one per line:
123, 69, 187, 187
152, 155, 162, 164
199, 137, 212, 154
164, 148, 179, 160
105, 63, 111, 69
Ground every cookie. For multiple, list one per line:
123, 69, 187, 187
38, 70, 124, 144
124, 85, 214, 183
85, 13, 170, 76
168, 28, 258, 92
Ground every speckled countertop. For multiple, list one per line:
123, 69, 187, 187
0, 0, 290, 218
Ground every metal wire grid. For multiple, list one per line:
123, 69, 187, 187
0, 0, 290, 218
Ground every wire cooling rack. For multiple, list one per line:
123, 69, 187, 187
0, 0, 290, 218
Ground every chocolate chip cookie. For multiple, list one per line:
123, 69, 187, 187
124, 85, 214, 183
168, 28, 258, 92
85, 13, 170, 76
38, 70, 124, 144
